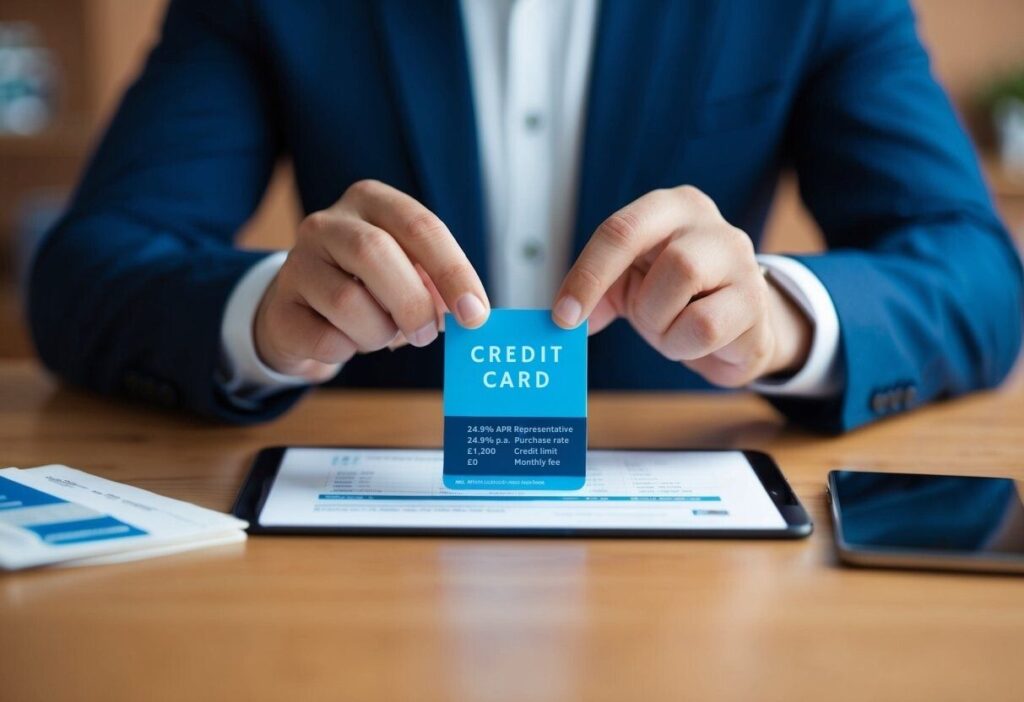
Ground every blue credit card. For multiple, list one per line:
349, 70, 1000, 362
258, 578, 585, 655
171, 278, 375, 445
443, 309, 588, 489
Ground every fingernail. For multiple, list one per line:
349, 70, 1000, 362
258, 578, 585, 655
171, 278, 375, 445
406, 320, 438, 347
455, 293, 487, 326
553, 296, 582, 327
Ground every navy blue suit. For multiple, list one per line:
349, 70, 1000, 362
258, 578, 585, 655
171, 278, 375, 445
29, 0, 1023, 431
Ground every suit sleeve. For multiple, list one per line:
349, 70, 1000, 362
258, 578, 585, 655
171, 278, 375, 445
28, 0, 306, 423
768, 0, 1024, 433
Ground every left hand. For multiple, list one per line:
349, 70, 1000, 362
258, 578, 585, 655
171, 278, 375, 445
551, 185, 812, 387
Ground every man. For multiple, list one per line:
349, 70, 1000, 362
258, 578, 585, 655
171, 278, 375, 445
28, 0, 1023, 433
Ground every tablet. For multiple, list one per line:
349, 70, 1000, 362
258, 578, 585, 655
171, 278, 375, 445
233, 447, 812, 538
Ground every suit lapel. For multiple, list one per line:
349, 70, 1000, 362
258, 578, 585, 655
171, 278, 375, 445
374, 0, 489, 288
573, 0, 727, 257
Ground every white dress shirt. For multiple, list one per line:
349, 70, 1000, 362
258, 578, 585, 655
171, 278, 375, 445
219, 0, 841, 401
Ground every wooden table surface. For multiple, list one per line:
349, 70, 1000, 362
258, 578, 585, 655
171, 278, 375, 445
1, 359, 1022, 702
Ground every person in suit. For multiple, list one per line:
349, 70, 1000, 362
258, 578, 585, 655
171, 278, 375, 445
28, 0, 1023, 432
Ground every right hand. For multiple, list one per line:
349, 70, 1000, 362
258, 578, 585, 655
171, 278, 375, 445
254, 179, 490, 381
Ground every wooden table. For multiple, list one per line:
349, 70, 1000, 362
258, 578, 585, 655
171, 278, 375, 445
1, 359, 1022, 702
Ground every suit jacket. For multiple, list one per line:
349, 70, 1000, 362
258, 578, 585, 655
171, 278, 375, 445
29, 0, 1024, 431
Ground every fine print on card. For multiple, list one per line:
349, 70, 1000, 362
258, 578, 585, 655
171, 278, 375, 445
443, 309, 588, 489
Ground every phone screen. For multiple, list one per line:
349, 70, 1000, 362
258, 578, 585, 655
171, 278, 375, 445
831, 471, 1024, 555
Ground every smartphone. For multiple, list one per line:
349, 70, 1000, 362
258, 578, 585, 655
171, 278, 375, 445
827, 469, 1024, 574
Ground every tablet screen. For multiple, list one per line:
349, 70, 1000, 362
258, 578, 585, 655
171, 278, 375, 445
257, 448, 787, 531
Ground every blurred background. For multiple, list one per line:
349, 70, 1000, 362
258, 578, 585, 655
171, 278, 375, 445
1, 0, 1022, 359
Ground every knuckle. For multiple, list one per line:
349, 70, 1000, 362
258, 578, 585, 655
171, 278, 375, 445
663, 244, 700, 281
402, 212, 448, 246
651, 188, 679, 212
633, 305, 662, 335
347, 178, 385, 200
348, 225, 391, 264
750, 337, 773, 368
598, 210, 643, 252
327, 279, 362, 312
298, 211, 333, 240
676, 184, 714, 211
688, 308, 722, 349
729, 226, 755, 257
569, 260, 605, 299
432, 259, 475, 292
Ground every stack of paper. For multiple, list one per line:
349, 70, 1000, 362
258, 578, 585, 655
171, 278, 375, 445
0, 465, 247, 570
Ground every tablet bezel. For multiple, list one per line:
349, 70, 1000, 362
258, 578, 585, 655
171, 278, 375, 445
232, 446, 812, 538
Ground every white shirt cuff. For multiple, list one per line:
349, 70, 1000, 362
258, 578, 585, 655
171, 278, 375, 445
218, 251, 311, 404
749, 254, 842, 398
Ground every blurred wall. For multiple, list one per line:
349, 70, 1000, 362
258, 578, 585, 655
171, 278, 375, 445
1, 0, 1022, 358
762, 0, 1024, 256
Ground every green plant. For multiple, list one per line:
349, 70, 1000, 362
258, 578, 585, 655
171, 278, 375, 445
979, 66, 1024, 113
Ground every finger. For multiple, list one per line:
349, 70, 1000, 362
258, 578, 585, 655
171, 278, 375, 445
683, 323, 773, 388
318, 218, 440, 347
587, 296, 618, 335
388, 265, 450, 351
586, 269, 635, 335
658, 284, 759, 361
267, 299, 358, 371
553, 187, 714, 329
416, 263, 449, 330
295, 255, 401, 352
346, 179, 490, 328
630, 230, 736, 335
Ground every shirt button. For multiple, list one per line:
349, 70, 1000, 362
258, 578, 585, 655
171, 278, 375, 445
524, 111, 544, 131
522, 240, 544, 262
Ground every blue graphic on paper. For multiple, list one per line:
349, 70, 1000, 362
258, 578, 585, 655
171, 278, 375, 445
443, 309, 587, 489
0, 475, 148, 546
25, 516, 147, 545
0, 476, 64, 510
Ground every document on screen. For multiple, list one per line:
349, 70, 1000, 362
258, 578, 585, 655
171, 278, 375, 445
256, 448, 787, 531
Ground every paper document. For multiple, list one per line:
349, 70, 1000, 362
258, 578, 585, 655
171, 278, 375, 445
0, 465, 247, 570
258, 448, 787, 530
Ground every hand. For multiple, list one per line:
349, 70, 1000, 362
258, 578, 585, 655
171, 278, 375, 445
551, 186, 811, 387
254, 179, 490, 381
